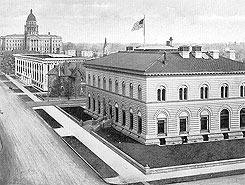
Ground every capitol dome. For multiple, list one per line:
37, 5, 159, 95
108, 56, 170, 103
26, 9, 36, 22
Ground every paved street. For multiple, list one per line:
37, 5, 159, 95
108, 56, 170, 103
0, 80, 106, 185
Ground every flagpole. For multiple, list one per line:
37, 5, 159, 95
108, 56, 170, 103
143, 15, 145, 46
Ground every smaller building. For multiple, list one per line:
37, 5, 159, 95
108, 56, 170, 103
14, 54, 86, 91
80, 50, 94, 58
47, 61, 86, 98
64, 50, 77, 57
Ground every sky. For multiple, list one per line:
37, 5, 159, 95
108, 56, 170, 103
1, 0, 245, 44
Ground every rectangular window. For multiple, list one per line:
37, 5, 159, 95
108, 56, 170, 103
201, 116, 209, 131
158, 119, 167, 134
180, 117, 187, 133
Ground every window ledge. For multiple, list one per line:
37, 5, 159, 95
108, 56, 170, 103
179, 131, 188, 135
157, 133, 167, 137
200, 130, 209, 134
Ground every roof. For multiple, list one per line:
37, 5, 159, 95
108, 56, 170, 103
134, 45, 178, 51
27, 9, 36, 22
2, 34, 24, 38
84, 51, 245, 75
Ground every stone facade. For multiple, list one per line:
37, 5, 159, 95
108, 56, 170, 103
84, 48, 245, 145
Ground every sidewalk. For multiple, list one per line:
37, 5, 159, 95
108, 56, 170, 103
34, 105, 245, 184
5, 75, 41, 102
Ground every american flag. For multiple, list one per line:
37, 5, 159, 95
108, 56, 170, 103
131, 18, 144, 32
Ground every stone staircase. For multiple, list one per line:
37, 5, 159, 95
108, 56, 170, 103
82, 116, 113, 132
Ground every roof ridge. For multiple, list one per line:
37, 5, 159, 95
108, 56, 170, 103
144, 53, 165, 72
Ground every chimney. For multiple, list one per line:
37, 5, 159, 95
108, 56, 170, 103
227, 50, 236, 60
179, 46, 190, 58
166, 41, 170, 46
169, 37, 173, 47
210, 50, 219, 59
126, 46, 134, 52
192, 45, 202, 58
48, 32, 50, 35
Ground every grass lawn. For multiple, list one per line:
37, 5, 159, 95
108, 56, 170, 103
3, 81, 18, 89
12, 89, 23, 93
18, 95, 33, 102
0, 75, 8, 81
24, 86, 40, 93
63, 136, 118, 179
35, 109, 63, 129
60, 106, 93, 122
96, 127, 245, 168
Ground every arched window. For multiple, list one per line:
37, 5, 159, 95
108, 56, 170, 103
129, 108, 133, 129
98, 76, 101, 88
179, 85, 188, 100
108, 101, 112, 119
103, 98, 106, 116
200, 84, 209, 99
115, 80, 119, 93
240, 83, 245, 97
200, 110, 209, 132
157, 86, 166, 101
98, 98, 101, 114
103, 77, 106, 90
109, 79, 112, 92
93, 75, 95, 86
240, 108, 245, 128
138, 111, 142, 134
221, 83, 229, 98
115, 103, 119, 122
88, 74, 91, 85
220, 109, 229, 130
157, 113, 167, 135
88, 94, 91, 109
93, 97, 96, 112
179, 112, 188, 133
122, 105, 126, 126
122, 81, 126, 95
138, 85, 142, 100
130, 83, 133, 98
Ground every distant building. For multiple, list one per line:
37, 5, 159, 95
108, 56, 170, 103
14, 54, 86, 91
80, 50, 94, 58
84, 44, 245, 145
64, 50, 77, 57
0, 9, 62, 53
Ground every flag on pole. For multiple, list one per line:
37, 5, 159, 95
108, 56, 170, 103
131, 18, 144, 32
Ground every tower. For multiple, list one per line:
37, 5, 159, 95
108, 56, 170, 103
103, 37, 109, 56
24, 9, 39, 49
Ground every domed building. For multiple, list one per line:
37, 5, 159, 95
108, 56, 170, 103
0, 9, 62, 53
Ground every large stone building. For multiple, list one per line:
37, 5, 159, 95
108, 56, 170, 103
0, 9, 62, 53
84, 45, 245, 145
14, 54, 86, 91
